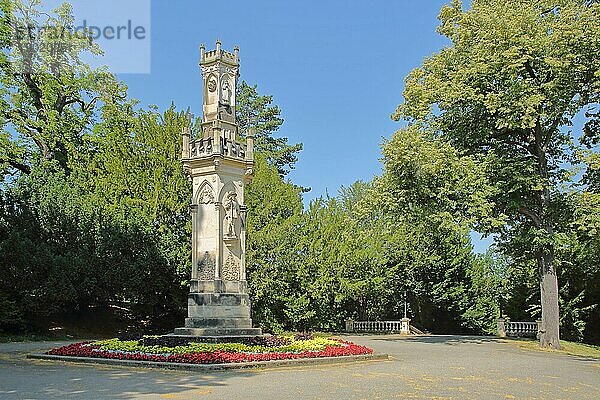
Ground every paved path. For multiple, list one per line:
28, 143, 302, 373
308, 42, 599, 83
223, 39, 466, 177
1, 335, 599, 399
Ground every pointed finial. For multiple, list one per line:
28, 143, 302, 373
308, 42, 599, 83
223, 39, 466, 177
216, 38, 221, 53
233, 45, 239, 60
199, 43, 205, 60
182, 125, 190, 159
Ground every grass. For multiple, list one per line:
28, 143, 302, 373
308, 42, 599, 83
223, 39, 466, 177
512, 338, 600, 359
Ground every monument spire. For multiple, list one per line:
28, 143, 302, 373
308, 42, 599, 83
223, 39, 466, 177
174, 42, 260, 337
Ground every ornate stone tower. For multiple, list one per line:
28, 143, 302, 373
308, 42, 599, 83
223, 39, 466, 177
174, 40, 261, 337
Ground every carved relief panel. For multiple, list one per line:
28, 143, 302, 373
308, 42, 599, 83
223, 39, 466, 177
217, 180, 244, 281
221, 249, 240, 281
193, 181, 217, 275
197, 251, 215, 280
220, 74, 232, 105
197, 184, 215, 204
204, 73, 218, 107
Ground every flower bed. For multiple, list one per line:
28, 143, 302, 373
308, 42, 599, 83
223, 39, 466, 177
47, 335, 373, 365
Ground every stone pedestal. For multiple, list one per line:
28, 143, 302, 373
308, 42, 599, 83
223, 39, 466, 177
173, 41, 261, 339
497, 318, 506, 338
345, 319, 354, 332
400, 318, 411, 335
173, 291, 262, 336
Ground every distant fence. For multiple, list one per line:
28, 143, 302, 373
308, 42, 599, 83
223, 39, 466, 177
345, 319, 422, 335
352, 320, 403, 333
497, 318, 541, 339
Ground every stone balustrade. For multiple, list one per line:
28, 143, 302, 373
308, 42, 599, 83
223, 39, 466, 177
189, 137, 247, 160
497, 318, 541, 339
345, 319, 412, 335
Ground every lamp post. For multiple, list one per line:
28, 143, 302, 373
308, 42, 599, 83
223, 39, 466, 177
401, 289, 410, 335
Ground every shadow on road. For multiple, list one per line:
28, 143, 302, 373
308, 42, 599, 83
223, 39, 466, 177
0, 342, 258, 400
368, 334, 505, 346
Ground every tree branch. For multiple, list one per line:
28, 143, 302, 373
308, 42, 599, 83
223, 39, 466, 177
19, 72, 45, 119
523, 60, 554, 97
524, 60, 539, 82
56, 94, 100, 116
0, 157, 31, 174
542, 116, 562, 151
3, 109, 51, 159
518, 206, 542, 228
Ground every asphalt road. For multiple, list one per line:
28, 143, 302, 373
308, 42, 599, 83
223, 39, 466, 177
1, 335, 599, 399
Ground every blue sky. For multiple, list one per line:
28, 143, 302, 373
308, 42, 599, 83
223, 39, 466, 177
124, 0, 493, 253
48, 0, 495, 252
116, 0, 450, 198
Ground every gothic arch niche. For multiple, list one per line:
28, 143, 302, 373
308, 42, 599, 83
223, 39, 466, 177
220, 73, 232, 105
218, 73, 234, 123
194, 180, 215, 205
219, 181, 242, 281
194, 181, 216, 280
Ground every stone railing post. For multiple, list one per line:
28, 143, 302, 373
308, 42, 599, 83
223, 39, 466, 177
497, 318, 506, 338
401, 317, 411, 335
212, 120, 221, 155
345, 318, 354, 333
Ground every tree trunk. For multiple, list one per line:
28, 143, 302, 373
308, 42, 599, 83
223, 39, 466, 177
538, 249, 561, 349
532, 122, 561, 349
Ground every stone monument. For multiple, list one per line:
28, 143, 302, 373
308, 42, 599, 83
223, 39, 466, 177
173, 40, 262, 337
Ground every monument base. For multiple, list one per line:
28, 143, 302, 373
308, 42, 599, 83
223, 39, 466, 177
173, 285, 262, 338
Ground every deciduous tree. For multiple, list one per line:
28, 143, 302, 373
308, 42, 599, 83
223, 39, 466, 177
393, 0, 600, 347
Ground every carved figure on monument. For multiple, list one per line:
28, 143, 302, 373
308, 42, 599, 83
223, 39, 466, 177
217, 78, 233, 119
221, 78, 232, 105
224, 191, 240, 239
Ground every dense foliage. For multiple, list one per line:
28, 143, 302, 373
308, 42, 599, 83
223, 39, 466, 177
1, 0, 598, 345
